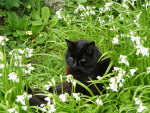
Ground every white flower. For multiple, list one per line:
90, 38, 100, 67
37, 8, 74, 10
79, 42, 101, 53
136, 45, 149, 57
18, 49, 24, 54
122, 3, 129, 9
131, 36, 141, 45
95, 98, 103, 105
22, 106, 27, 111
41, 105, 46, 112
137, 104, 147, 113
118, 55, 129, 66
108, 77, 118, 92
99, 8, 104, 14
112, 35, 119, 44
22, 63, 35, 74
104, 2, 113, 11
45, 96, 51, 105
0, 64, 4, 68
113, 67, 120, 71
8, 108, 16, 113
74, 4, 85, 14
112, 67, 126, 89
25, 31, 32, 35
14, 54, 22, 60
134, 98, 142, 105
72, 93, 81, 100
26, 63, 35, 71
59, 93, 68, 102
130, 68, 137, 76
98, 17, 105, 24
66, 74, 74, 83
51, 78, 56, 86
97, 76, 103, 80
0, 35, 9, 45
147, 67, 150, 73
56, 8, 63, 19
48, 104, 56, 113
16, 95, 26, 105
0, 73, 2, 77
16, 92, 32, 105
44, 84, 52, 90
25, 48, 33, 58
8, 72, 19, 82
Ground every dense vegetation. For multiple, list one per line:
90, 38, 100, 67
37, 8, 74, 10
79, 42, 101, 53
0, 0, 150, 113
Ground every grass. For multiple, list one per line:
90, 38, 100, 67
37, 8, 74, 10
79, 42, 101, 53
0, 0, 150, 113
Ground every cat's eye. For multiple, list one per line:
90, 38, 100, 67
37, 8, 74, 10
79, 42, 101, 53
80, 59, 86, 62
69, 56, 73, 60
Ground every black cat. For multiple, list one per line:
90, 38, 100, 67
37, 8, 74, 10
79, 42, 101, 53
64, 39, 112, 95
27, 39, 113, 107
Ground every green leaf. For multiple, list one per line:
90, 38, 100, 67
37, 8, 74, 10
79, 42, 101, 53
19, 35, 29, 41
120, 90, 131, 103
41, 6, 50, 23
32, 20, 43, 26
7, 11, 19, 29
2, 30, 13, 35
76, 0, 87, 3
31, 11, 41, 21
16, 30, 25, 35
0, 25, 9, 30
36, 36, 46, 44
31, 25, 44, 34
13, 32, 19, 37
19, 16, 30, 29
0, 103, 7, 110
49, 15, 59, 27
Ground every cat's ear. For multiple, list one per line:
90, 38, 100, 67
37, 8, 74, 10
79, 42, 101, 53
65, 39, 75, 48
86, 41, 95, 54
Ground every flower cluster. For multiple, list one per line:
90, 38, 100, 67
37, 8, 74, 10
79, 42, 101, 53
40, 96, 56, 113
112, 35, 119, 44
15, 92, 32, 111
44, 78, 56, 91
130, 35, 149, 57
22, 63, 35, 74
108, 67, 126, 92
0, 35, 9, 45
118, 55, 129, 66
130, 68, 138, 76
8, 72, 19, 83
99, 2, 113, 14
74, 4, 96, 19
95, 97, 103, 105
16, 92, 32, 105
72, 93, 81, 100
8, 106, 18, 113
59, 93, 69, 102
98, 17, 105, 25
25, 31, 32, 35
66, 74, 76, 86
142, 1, 150, 9
56, 8, 63, 19
134, 98, 147, 112
9, 48, 34, 74
147, 67, 150, 73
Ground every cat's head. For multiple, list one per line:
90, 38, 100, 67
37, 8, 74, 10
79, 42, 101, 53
65, 39, 101, 73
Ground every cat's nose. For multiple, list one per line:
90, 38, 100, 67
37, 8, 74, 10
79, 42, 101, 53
73, 60, 77, 67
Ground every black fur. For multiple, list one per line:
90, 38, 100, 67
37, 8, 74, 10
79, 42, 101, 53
65, 40, 112, 95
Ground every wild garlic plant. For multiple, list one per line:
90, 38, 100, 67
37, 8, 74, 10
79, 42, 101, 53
0, 35, 34, 113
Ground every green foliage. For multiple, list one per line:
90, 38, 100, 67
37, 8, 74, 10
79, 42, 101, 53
0, 0, 22, 10
0, 0, 150, 113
